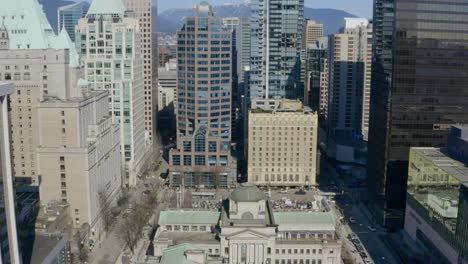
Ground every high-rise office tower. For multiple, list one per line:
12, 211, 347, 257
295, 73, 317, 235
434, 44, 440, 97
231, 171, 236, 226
57, 1, 89, 42
304, 37, 328, 112
328, 18, 372, 141
0, 0, 81, 185
123, 0, 156, 144
0, 82, 21, 264
222, 17, 251, 99
76, 0, 147, 186
169, 3, 236, 188
367, 0, 468, 229
301, 20, 324, 96
302, 20, 324, 51
250, 0, 304, 100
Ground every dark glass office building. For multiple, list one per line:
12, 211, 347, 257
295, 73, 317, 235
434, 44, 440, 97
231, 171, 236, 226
367, 0, 468, 229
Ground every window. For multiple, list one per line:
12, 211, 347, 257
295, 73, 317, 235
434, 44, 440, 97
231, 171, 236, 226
267, 248, 271, 254
183, 155, 192, 166
208, 141, 217, 152
60, 156, 65, 162
195, 131, 205, 152
172, 155, 181, 165
209, 155, 216, 166
195, 155, 205, 165
183, 141, 192, 152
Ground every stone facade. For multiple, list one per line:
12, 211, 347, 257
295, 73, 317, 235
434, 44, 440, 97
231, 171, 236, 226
153, 183, 341, 264
248, 100, 318, 187
37, 90, 122, 239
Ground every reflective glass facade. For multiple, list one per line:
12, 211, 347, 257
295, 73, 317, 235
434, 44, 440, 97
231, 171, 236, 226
249, 0, 304, 100
406, 148, 468, 263
169, 3, 236, 188
58, 2, 89, 42
368, 0, 468, 228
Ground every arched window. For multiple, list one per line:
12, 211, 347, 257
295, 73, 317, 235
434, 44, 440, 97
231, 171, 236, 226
195, 126, 207, 152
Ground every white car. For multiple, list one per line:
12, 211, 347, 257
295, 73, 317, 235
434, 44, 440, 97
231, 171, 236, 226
368, 226, 377, 232
349, 217, 356, 224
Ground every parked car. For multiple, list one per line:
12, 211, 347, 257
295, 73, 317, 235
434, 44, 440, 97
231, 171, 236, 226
368, 226, 377, 232
349, 217, 356, 224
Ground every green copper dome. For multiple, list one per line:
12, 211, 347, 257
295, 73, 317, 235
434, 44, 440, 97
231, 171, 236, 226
230, 183, 265, 202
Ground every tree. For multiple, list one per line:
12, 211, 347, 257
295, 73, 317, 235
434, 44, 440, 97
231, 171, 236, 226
118, 194, 158, 253
98, 189, 113, 233
119, 217, 139, 254
78, 244, 89, 263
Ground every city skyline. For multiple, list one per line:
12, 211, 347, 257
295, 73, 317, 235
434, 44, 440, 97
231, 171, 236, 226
1, 0, 468, 262
157, 0, 373, 18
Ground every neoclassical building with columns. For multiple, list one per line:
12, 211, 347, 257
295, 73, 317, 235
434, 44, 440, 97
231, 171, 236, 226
153, 183, 341, 264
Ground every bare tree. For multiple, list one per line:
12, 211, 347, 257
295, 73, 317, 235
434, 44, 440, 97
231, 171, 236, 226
117, 188, 129, 207
119, 193, 158, 253
98, 189, 113, 233
78, 245, 89, 263
119, 217, 139, 254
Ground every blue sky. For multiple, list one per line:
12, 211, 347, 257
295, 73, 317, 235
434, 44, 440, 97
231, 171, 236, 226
157, 0, 373, 18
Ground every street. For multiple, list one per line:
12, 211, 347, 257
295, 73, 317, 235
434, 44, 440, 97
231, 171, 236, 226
88, 158, 170, 264
319, 157, 400, 264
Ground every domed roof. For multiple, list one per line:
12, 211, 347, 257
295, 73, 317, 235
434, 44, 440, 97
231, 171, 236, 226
230, 183, 265, 202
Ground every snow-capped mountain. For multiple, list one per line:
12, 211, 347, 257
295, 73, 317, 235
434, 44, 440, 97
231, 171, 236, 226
157, 3, 357, 35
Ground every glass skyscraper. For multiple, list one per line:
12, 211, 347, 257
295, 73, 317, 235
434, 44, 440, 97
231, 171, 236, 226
169, 3, 236, 188
367, 0, 468, 229
249, 0, 304, 100
57, 1, 89, 42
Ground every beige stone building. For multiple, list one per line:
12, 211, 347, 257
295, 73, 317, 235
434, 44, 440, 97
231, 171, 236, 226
302, 20, 324, 50
328, 18, 372, 140
37, 89, 122, 239
0, 14, 81, 185
153, 183, 342, 264
123, 0, 156, 143
248, 100, 318, 187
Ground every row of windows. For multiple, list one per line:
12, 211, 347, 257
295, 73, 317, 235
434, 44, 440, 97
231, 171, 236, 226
172, 155, 229, 166
253, 174, 311, 182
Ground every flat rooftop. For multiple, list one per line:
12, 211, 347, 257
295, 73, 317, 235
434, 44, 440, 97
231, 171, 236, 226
156, 231, 218, 244
30, 234, 68, 263
251, 99, 313, 114
413, 148, 468, 185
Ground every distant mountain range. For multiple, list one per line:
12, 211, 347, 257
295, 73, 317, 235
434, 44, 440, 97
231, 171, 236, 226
158, 4, 357, 35
39, 0, 355, 36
